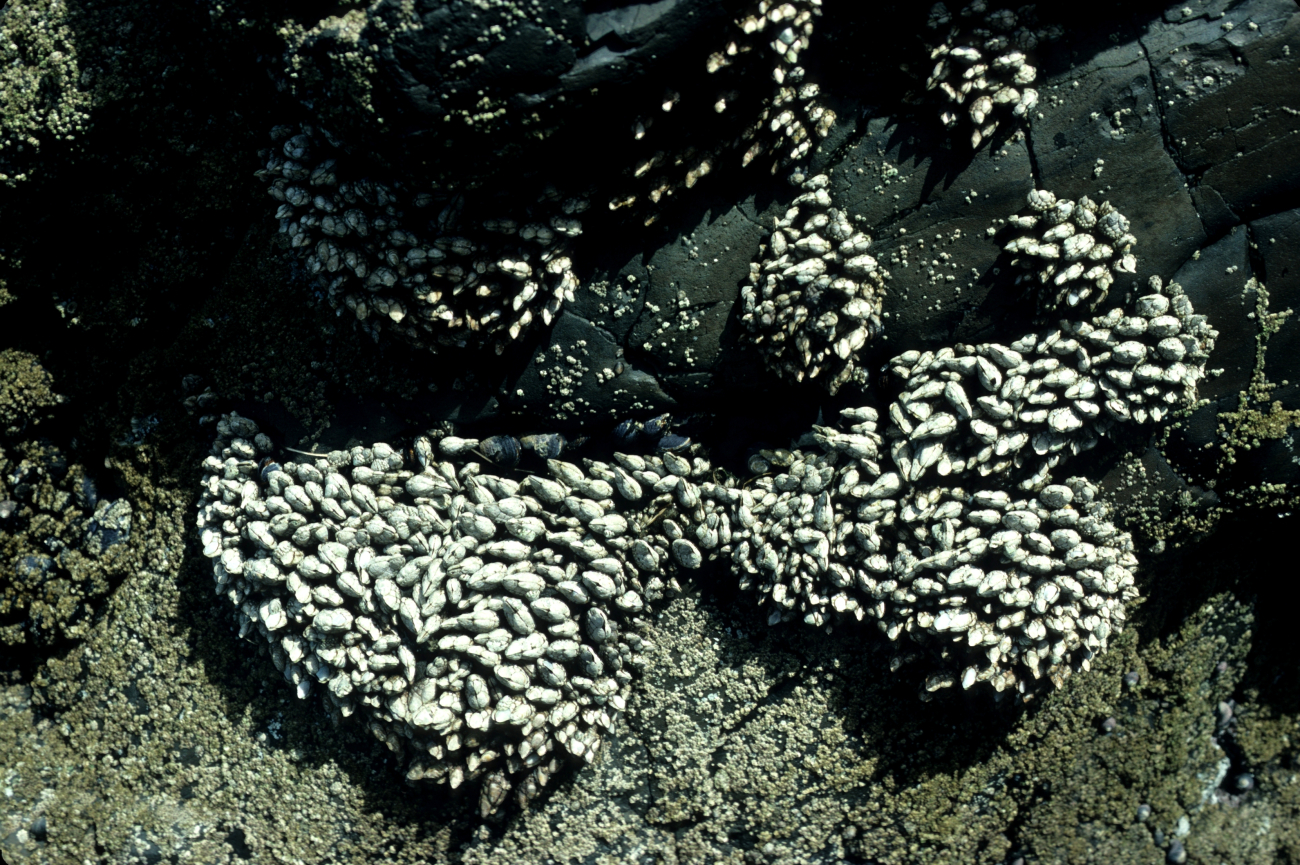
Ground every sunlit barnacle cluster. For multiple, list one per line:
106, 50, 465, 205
923, 1, 1060, 147
686, 188, 1219, 697
259, 125, 587, 353
725, 0, 835, 169
694, 405, 1138, 696
883, 272, 1216, 490
196, 414, 733, 815
611, 0, 836, 223
1004, 189, 1137, 312
738, 173, 887, 394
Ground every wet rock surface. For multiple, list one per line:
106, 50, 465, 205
1, 0, 1299, 862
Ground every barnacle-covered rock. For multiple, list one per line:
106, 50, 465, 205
1004, 190, 1138, 311
690, 244, 1215, 695
884, 274, 1217, 488
692, 406, 1137, 698
738, 173, 887, 393
261, 126, 585, 353
923, 1, 1060, 147
197, 413, 695, 815
727, 0, 833, 169
611, 0, 836, 222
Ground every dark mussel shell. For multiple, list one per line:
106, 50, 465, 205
613, 419, 643, 443
521, 433, 566, 460
259, 458, 283, 483
641, 413, 673, 438
657, 433, 691, 452
480, 435, 521, 468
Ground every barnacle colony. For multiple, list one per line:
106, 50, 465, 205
612, 0, 836, 221
264, 0, 842, 354
197, 414, 712, 815
260, 126, 586, 352
709, 189, 1215, 694
708, 414, 1139, 696
923, 1, 1061, 147
206, 169, 1220, 804
739, 173, 887, 394
696, 276, 1214, 695
1004, 189, 1138, 311
884, 279, 1215, 489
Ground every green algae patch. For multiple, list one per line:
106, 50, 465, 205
0, 0, 93, 186
1215, 279, 1300, 459
0, 351, 137, 661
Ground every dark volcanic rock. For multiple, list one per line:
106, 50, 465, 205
502, 308, 675, 427
1145, 0, 1300, 226
504, 186, 785, 424
1029, 39, 1206, 288
281, 0, 758, 187
1172, 226, 1256, 401
831, 115, 1037, 365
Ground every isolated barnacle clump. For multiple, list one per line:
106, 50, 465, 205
923, 1, 1060, 147
1004, 189, 1138, 312
738, 173, 887, 394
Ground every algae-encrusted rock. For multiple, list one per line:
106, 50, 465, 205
0, 350, 63, 437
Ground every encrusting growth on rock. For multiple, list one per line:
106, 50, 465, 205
198, 415, 709, 815
260, 125, 586, 353
923, 1, 1060, 147
739, 173, 887, 394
